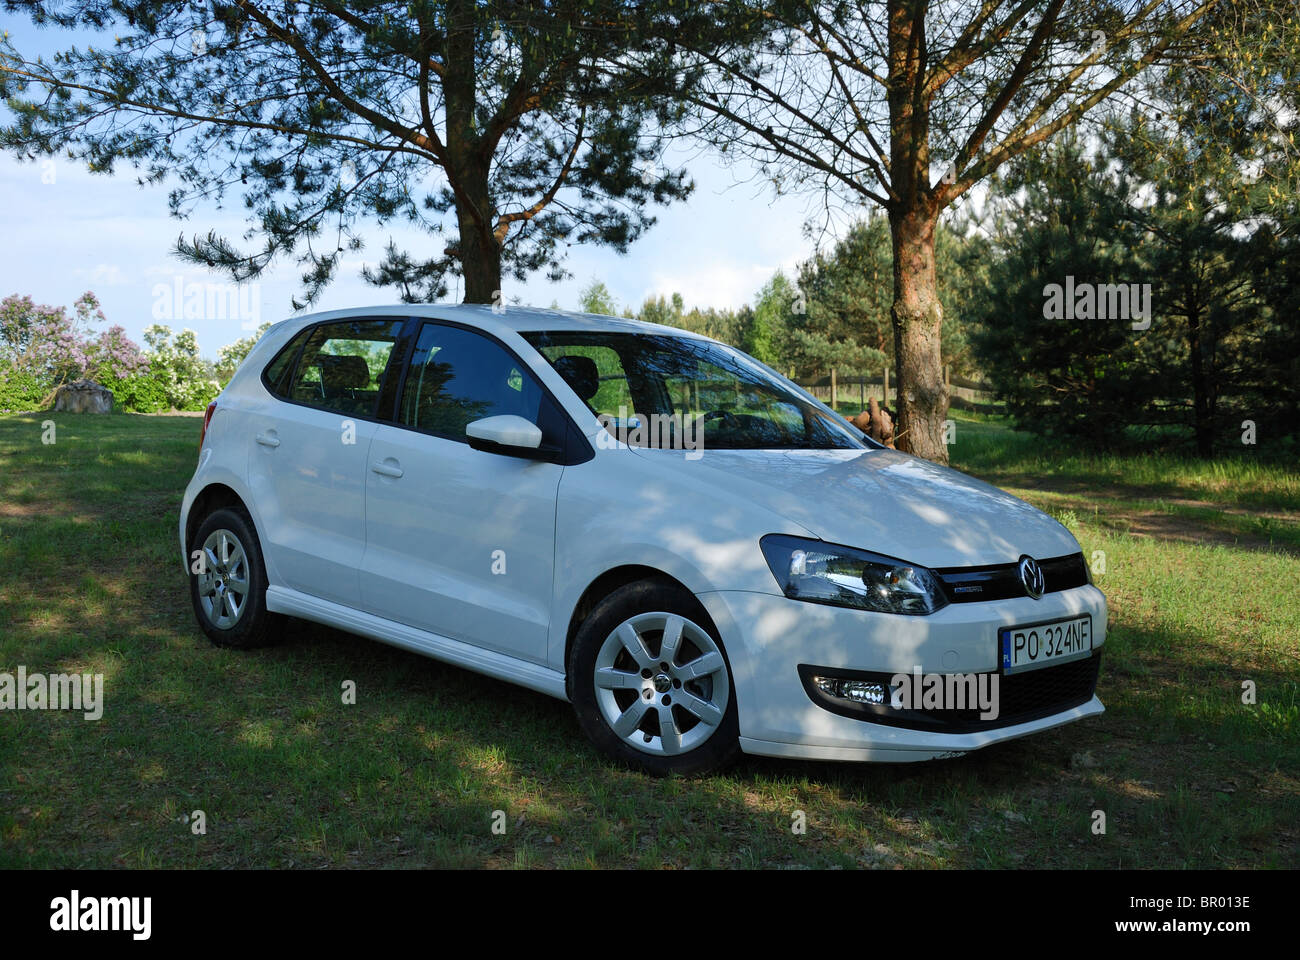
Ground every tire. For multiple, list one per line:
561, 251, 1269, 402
567, 579, 740, 776
188, 506, 282, 649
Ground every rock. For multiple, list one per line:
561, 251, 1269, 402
52, 379, 114, 414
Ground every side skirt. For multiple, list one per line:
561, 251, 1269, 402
265, 585, 569, 702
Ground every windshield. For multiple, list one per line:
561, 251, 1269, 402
522, 331, 870, 451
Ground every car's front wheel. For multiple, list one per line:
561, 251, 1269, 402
188, 506, 281, 649
568, 579, 740, 776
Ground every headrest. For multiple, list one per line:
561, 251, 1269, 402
553, 355, 600, 401
318, 354, 370, 389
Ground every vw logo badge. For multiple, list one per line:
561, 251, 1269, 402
1018, 555, 1045, 599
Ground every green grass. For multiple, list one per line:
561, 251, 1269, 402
951, 416, 1300, 512
0, 411, 1296, 868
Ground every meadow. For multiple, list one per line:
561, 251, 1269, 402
0, 411, 1295, 868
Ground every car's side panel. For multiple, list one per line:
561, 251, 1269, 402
359, 423, 562, 665
244, 397, 379, 609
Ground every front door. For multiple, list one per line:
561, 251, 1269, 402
360, 321, 564, 664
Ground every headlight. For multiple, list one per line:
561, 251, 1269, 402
760, 534, 949, 616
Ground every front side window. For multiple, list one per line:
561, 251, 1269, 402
524, 331, 869, 450
399, 322, 563, 445
286, 319, 403, 416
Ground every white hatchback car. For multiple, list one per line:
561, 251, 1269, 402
181, 305, 1106, 775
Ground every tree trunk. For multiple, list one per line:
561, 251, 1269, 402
889, 206, 949, 462
444, 0, 502, 305
1187, 297, 1212, 458
455, 181, 502, 305
886, 0, 949, 464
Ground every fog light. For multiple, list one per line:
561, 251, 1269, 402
841, 680, 886, 705
811, 676, 886, 705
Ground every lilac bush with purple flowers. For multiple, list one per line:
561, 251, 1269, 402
0, 290, 226, 413
88, 324, 151, 383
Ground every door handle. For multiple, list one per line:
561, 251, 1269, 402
255, 432, 280, 448
371, 459, 403, 478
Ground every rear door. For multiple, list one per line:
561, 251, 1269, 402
359, 321, 567, 665
248, 317, 406, 608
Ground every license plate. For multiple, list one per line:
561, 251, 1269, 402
1000, 615, 1092, 674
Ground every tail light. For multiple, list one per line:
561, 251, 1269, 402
199, 400, 218, 454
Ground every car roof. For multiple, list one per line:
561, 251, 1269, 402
266, 303, 709, 340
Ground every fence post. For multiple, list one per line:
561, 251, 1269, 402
859, 375, 864, 410
883, 366, 889, 404
830, 368, 837, 411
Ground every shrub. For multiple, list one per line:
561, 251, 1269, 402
111, 373, 171, 413
0, 359, 48, 413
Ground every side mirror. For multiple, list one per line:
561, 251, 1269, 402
466, 415, 559, 461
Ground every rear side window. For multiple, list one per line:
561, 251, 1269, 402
531, 342, 636, 421
286, 319, 404, 417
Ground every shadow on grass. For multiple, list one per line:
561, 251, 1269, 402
5, 583, 1295, 867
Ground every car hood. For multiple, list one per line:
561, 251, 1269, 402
630, 446, 1079, 569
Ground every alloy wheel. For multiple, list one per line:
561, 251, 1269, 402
593, 611, 730, 757
197, 528, 250, 630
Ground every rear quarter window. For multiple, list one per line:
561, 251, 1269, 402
262, 329, 310, 398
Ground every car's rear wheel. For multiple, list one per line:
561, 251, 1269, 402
189, 506, 281, 649
568, 579, 740, 776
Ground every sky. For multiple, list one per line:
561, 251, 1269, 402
0, 16, 840, 360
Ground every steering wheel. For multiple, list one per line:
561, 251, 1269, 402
702, 410, 740, 431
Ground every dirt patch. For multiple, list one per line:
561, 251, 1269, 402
1116, 511, 1293, 554
1002, 484, 1300, 557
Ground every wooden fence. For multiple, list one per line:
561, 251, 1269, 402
792, 367, 1004, 415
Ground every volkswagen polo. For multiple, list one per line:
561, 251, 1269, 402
180, 305, 1106, 775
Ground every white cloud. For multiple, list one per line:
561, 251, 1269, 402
74, 263, 131, 286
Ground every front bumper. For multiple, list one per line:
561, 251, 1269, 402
698, 584, 1107, 763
